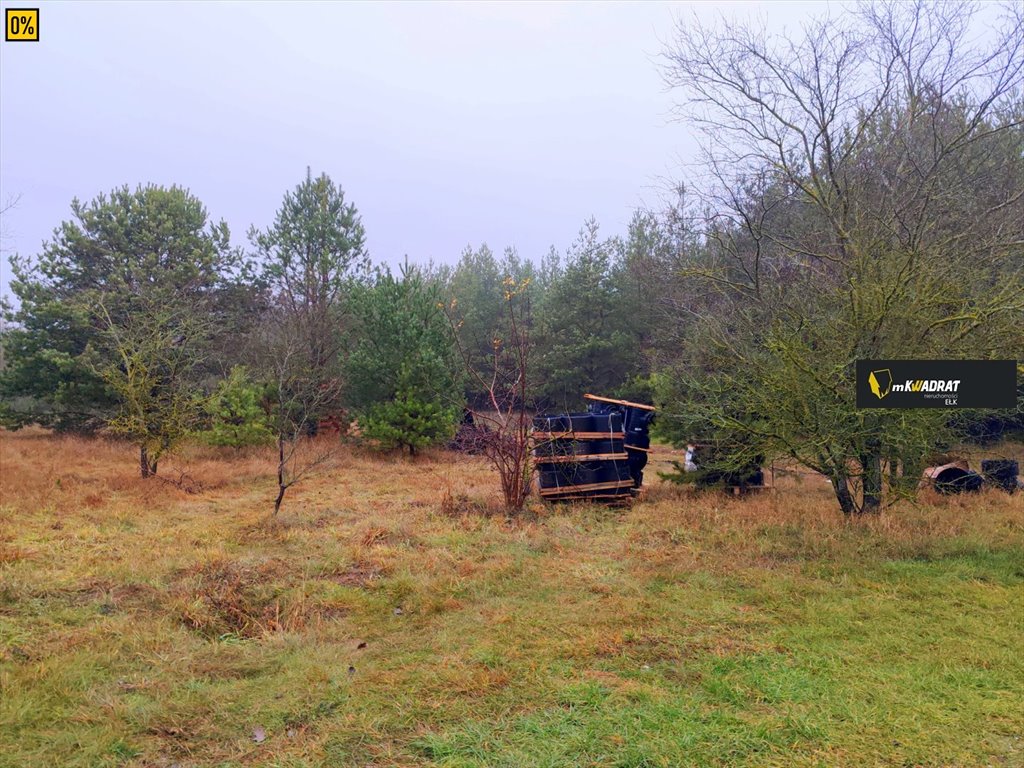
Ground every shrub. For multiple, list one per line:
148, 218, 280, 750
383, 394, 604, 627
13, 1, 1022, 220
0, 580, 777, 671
204, 366, 274, 448
360, 390, 456, 455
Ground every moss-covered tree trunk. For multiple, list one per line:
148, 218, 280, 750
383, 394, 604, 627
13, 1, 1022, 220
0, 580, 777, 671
139, 445, 158, 478
860, 437, 884, 513
831, 471, 858, 516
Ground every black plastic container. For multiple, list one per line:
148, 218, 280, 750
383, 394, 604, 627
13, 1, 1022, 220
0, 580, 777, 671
566, 413, 594, 432
586, 400, 655, 489
534, 414, 571, 433
533, 439, 586, 458
594, 460, 633, 484
537, 462, 601, 487
933, 466, 984, 494
623, 409, 653, 441
590, 412, 624, 434
533, 412, 621, 435
981, 459, 1019, 493
534, 398, 653, 502
577, 439, 623, 455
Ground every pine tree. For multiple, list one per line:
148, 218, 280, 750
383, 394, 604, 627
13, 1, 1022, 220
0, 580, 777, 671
360, 389, 457, 455
1, 184, 241, 445
204, 366, 274, 449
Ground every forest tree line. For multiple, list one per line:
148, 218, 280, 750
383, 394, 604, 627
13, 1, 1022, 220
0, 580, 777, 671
1, 1, 1022, 514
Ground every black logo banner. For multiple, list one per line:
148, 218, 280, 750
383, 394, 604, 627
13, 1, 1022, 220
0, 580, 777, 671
856, 360, 1017, 409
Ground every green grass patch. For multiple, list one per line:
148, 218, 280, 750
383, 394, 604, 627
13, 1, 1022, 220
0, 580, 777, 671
2, 436, 1023, 766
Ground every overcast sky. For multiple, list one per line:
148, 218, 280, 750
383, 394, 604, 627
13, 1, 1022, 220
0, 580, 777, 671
1, 0, 833, 300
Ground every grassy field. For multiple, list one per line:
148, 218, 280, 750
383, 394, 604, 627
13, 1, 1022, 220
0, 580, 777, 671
1, 430, 1022, 768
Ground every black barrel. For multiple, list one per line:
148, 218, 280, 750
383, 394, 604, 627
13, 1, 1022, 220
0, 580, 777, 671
588, 401, 655, 489
981, 460, 1019, 493
933, 466, 984, 494
537, 459, 628, 487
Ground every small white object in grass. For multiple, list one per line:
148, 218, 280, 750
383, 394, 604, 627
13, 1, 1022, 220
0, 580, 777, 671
252, 726, 266, 744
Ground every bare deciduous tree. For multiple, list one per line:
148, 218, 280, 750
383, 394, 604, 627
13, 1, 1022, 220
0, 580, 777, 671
660, 1, 1024, 513
255, 304, 342, 514
445, 277, 534, 512
0, 193, 21, 371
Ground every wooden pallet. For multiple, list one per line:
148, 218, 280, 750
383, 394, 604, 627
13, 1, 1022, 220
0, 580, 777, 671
531, 431, 625, 440
538, 479, 635, 496
542, 492, 635, 506
535, 453, 629, 464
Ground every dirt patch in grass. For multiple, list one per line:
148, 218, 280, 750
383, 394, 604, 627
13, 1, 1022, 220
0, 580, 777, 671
329, 558, 387, 588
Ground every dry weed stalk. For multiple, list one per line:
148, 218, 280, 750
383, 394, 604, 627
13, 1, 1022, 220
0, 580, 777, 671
442, 277, 534, 513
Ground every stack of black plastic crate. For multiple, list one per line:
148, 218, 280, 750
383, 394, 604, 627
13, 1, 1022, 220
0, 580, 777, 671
532, 394, 655, 503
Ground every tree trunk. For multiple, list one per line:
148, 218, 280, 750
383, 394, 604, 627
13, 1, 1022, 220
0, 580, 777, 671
139, 446, 159, 478
893, 452, 924, 499
274, 434, 287, 514
832, 473, 860, 515
860, 446, 883, 514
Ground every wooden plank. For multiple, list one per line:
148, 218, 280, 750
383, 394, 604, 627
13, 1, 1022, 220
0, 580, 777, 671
535, 453, 629, 463
624, 444, 652, 453
539, 479, 635, 495
542, 493, 634, 504
540, 492, 631, 499
541, 490, 634, 498
531, 431, 625, 440
539, 480, 634, 494
583, 393, 656, 411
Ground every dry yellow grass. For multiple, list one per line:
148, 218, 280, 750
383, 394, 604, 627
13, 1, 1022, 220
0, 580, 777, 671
1, 429, 1022, 767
